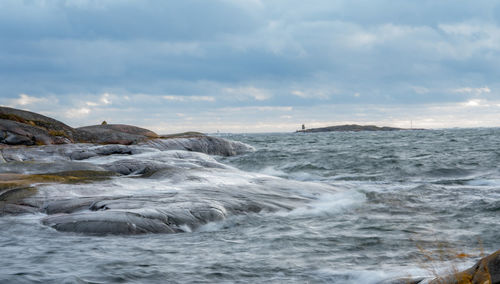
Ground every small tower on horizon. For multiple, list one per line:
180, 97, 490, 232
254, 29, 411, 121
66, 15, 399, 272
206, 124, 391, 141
302, 124, 305, 130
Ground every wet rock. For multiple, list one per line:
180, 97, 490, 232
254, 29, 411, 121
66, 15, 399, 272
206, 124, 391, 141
102, 159, 164, 176
33, 164, 328, 235
0, 203, 39, 215
0, 137, 252, 164
0, 143, 149, 163
44, 197, 107, 214
0, 160, 107, 174
376, 277, 425, 284
7, 145, 328, 235
69, 144, 136, 160
0, 186, 38, 202
42, 211, 177, 234
142, 136, 255, 156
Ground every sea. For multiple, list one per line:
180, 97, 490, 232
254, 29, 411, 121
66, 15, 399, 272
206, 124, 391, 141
1, 128, 499, 283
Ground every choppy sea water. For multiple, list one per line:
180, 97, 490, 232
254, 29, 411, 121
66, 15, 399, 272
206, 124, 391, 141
1, 128, 499, 283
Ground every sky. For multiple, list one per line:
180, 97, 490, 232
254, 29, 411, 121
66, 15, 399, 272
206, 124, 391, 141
1, 0, 500, 133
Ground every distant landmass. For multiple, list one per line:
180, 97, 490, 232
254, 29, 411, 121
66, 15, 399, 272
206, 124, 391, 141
296, 124, 423, 133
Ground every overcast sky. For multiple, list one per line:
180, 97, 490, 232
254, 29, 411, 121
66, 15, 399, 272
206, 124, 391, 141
1, 0, 500, 133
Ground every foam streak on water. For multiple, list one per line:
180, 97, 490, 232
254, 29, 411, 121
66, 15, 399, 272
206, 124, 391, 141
1, 128, 500, 283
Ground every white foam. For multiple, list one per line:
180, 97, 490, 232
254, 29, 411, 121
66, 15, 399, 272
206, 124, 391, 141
281, 190, 366, 217
259, 166, 288, 177
313, 268, 391, 284
178, 224, 193, 233
196, 221, 227, 232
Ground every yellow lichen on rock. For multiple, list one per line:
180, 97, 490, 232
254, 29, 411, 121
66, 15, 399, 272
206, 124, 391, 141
0, 171, 114, 191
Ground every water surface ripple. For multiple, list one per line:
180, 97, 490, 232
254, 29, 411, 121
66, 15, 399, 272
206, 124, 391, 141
1, 129, 499, 283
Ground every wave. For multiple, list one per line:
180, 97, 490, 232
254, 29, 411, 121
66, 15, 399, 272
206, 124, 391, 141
1, 139, 342, 235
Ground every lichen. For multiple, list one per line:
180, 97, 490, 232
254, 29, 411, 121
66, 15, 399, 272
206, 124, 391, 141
0, 171, 116, 190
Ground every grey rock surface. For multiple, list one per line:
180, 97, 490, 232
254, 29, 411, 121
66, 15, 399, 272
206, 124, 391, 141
75, 124, 158, 145
1, 141, 334, 235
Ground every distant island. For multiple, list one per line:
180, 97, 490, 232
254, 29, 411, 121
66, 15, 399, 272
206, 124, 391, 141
296, 124, 424, 133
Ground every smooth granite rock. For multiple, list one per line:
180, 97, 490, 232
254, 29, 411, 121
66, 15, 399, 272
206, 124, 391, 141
75, 124, 159, 145
0, 106, 76, 144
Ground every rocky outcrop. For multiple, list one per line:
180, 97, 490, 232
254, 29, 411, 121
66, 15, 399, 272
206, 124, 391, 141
0, 143, 332, 234
0, 107, 248, 151
141, 135, 255, 156
296, 124, 422, 133
428, 249, 500, 284
0, 105, 76, 145
0, 106, 75, 137
0, 107, 159, 146
1, 119, 48, 146
75, 124, 159, 145
379, 249, 500, 284
0, 106, 290, 235
0, 135, 254, 164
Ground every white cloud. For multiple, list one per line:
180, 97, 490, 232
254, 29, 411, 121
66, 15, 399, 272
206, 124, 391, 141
453, 87, 491, 95
461, 99, 489, 107
8, 94, 50, 107
65, 107, 91, 118
162, 95, 215, 102
224, 86, 271, 101
256, 106, 293, 111
219, 106, 292, 112
86, 93, 114, 106
100, 93, 112, 105
291, 90, 330, 99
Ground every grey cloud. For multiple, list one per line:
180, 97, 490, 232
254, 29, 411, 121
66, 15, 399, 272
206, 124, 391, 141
0, 0, 261, 41
1, 0, 500, 131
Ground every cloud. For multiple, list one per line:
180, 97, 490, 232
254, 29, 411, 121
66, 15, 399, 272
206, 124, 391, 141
162, 95, 215, 102
223, 87, 271, 101
291, 90, 330, 99
219, 106, 292, 112
86, 93, 113, 106
256, 106, 292, 111
1, 1, 500, 131
460, 99, 491, 107
453, 87, 491, 95
65, 107, 91, 118
7, 94, 50, 107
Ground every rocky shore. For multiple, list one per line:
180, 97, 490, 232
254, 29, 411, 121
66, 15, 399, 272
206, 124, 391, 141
1, 106, 199, 146
0, 107, 498, 283
1, 106, 259, 221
